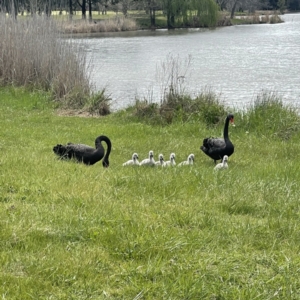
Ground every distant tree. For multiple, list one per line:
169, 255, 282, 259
69, 0, 73, 19
191, 0, 219, 27
228, 0, 240, 18
88, 0, 92, 19
160, 0, 180, 29
287, 0, 300, 10
44, 0, 52, 17
216, 0, 230, 10
145, 0, 159, 28
120, 0, 130, 16
277, 0, 286, 12
77, 0, 87, 19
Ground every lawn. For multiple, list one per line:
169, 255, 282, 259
1, 87, 300, 299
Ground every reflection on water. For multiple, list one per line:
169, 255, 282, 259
74, 13, 300, 111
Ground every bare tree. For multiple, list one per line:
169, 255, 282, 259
146, 0, 159, 28
227, 0, 265, 19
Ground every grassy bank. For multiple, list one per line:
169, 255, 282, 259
1, 87, 300, 299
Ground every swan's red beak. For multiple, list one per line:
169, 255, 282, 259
230, 118, 235, 127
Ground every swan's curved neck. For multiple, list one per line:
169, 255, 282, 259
223, 117, 230, 140
96, 135, 112, 161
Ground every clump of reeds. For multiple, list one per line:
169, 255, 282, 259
0, 14, 103, 111
133, 54, 227, 125
84, 89, 112, 116
240, 91, 300, 139
236, 12, 282, 25
217, 14, 232, 26
153, 88, 226, 125
269, 14, 283, 24
61, 17, 138, 34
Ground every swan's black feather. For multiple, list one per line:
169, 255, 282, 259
200, 114, 234, 163
53, 135, 112, 167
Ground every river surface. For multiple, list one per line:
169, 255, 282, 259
73, 13, 300, 111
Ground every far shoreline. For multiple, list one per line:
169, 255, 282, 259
55, 10, 285, 35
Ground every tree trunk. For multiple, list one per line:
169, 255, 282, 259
230, 0, 239, 19
150, 8, 156, 29
88, 0, 92, 21
45, 0, 52, 17
69, 0, 73, 20
82, 0, 86, 19
79, 0, 86, 19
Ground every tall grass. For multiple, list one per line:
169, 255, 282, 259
239, 91, 300, 140
1, 86, 300, 299
133, 54, 227, 125
0, 14, 92, 107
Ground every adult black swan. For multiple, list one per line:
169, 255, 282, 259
200, 114, 235, 163
53, 135, 112, 167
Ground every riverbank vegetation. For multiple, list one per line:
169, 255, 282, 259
57, 9, 283, 34
1, 85, 300, 299
0, 14, 111, 114
1, 0, 288, 32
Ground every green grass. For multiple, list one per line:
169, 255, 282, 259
1, 87, 300, 299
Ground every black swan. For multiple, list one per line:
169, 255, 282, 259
53, 135, 112, 167
200, 114, 234, 163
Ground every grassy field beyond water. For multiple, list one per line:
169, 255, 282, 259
1, 87, 300, 299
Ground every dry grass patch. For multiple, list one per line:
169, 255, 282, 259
60, 17, 138, 34
0, 14, 91, 104
234, 12, 283, 24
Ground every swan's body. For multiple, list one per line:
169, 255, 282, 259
178, 154, 195, 166
123, 153, 139, 166
200, 114, 235, 164
140, 150, 155, 166
155, 154, 166, 166
53, 135, 112, 167
165, 153, 176, 166
214, 155, 228, 171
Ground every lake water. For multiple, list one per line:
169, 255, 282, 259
75, 13, 300, 111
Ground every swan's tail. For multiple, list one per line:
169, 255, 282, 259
200, 139, 208, 152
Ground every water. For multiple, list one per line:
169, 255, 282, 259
74, 13, 300, 111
